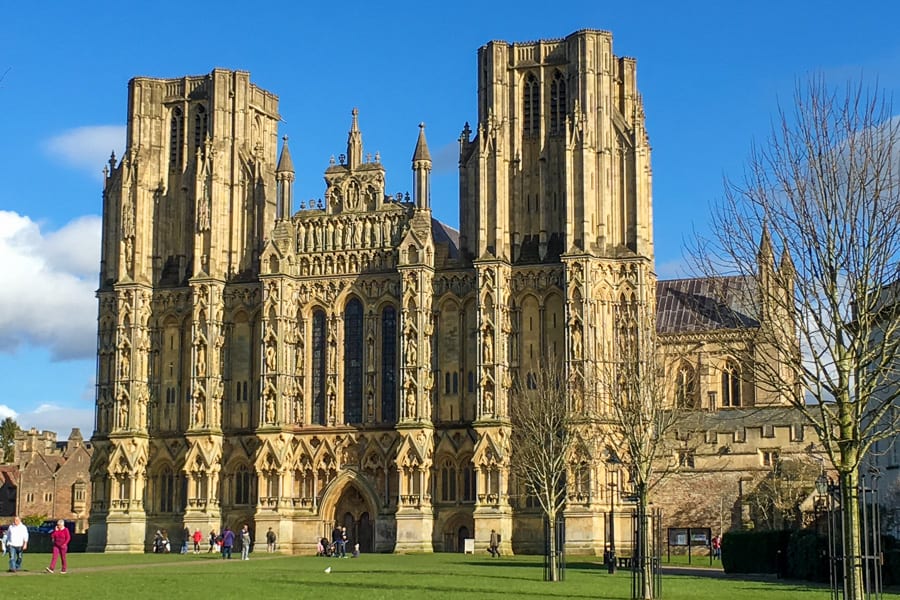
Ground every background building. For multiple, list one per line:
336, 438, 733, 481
13, 428, 92, 532
88, 29, 818, 554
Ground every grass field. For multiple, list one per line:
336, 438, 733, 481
2, 551, 897, 600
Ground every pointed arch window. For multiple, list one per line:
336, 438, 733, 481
234, 465, 255, 505
193, 105, 208, 159
169, 107, 184, 169
344, 298, 364, 423
381, 306, 397, 423
312, 310, 327, 425
674, 362, 697, 408
158, 466, 175, 513
550, 70, 566, 135
462, 464, 476, 502
721, 360, 742, 407
440, 458, 457, 502
523, 73, 540, 137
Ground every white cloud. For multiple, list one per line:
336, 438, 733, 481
0, 211, 99, 360
43, 125, 125, 180
0, 405, 18, 421
17, 404, 93, 440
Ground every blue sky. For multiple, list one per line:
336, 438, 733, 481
2, 1, 900, 439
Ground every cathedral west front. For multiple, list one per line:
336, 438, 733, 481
88, 29, 807, 555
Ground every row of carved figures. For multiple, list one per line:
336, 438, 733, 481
295, 213, 405, 253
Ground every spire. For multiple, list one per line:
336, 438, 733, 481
412, 123, 432, 210
778, 244, 795, 292
275, 136, 295, 219
347, 108, 362, 169
276, 135, 294, 174
412, 122, 432, 163
758, 222, 774, 268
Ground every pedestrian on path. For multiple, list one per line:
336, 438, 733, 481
46, 520, 71, 574
6, 516, 29, 572
240, 525, 251, 560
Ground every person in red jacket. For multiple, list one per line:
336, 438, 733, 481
46, 520, 71, 574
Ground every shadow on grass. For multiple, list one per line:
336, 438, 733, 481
263, 577, 599, 599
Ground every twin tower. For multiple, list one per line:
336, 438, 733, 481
89, 29, 654, 555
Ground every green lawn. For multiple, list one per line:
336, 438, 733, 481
2, 551, 896, 599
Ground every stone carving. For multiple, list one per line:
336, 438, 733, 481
265, 389, 276, 424
266, 340, 276, 372
482, 326, 493, 364
195, 399, 205, 427
196, 342, 206, 377
571, 319, 583, 360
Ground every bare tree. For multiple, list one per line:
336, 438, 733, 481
745, 458, 820, 530
601, 296, 688, 599
693, 77, 900, 599
509, 359, 575, 582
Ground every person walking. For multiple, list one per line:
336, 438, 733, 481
489, 529, 500, 558
221, 527, 234, 559
266, 527, 276, 553
240, 525, 251, 560
208, 530, 217, 553
192, 529, 203, 554
712, 534, 722, 560
46, 520, 71, 574
6, 516, 29, 572
181, 526, 190, 554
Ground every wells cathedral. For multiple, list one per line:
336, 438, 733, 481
88, 29, 815, 554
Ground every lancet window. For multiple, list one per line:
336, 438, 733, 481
312, 310, 327, 425
721, 360, 742, 407
344, 298, 363, 423
169, 106, 184, 168
523, 73, 540, 137
381, 306, 397, 422
550, 70, 566, 135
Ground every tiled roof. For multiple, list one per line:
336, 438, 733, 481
656, 276, 759, 334
431, 219, 460, 260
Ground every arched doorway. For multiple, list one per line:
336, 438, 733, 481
457, 526, 470, 553
441, 513, 475, 553
332, 484, 375, 553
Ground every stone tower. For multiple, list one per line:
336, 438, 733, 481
457, 29, 655, 551
90, 70, 280, 551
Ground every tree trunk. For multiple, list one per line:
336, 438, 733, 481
638, 488, 654, 599
840, 468, 865, 600
548, 514, 559, 582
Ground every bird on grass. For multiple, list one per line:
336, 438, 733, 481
324, 566, 332, 574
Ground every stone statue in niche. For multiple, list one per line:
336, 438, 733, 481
123, 237, 134, 273
483, 388, 494, 415
119, 397, 129, 429
570, 319, 583, 360
119, 351, 130, 379
265, 340, 276, 372
137, 390, 148, 428
482, 326, 493, 364
405, 333, 417, 367
366, 390, 375, 422
195, 400, 205, 427
196, 342, 206, 377
405, 384, 416, 418
265, 389, 276, 424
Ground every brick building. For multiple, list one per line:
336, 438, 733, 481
14, 428, 92, 532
